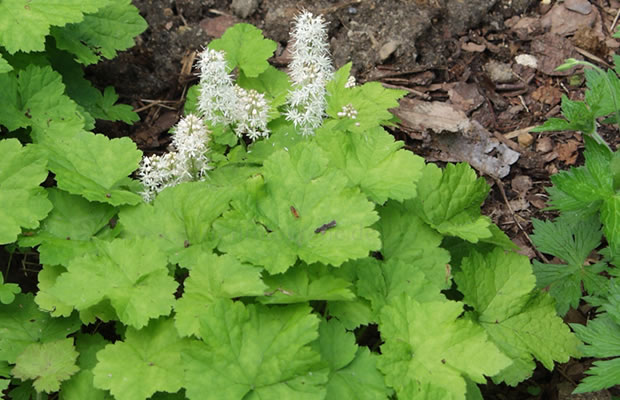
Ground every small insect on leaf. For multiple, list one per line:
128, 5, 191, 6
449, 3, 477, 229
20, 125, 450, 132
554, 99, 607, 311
184, 240, 190, 248
314, 220, 337, 234
105, 193, 111, 198
290, 206, 300, 218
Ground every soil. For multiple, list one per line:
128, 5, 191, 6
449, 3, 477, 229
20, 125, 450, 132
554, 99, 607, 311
5, 0, 620, 398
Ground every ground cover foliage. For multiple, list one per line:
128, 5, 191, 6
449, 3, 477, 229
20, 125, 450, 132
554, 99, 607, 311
0, 3, 616, 399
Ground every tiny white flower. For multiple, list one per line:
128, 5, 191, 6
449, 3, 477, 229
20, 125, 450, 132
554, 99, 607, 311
234, 86, 271, 140
345, 75, 356, 88
337, 103, 358, 119
285, 11, 334, 136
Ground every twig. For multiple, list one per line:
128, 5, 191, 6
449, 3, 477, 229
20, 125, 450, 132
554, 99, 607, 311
574, 46, 612, 69
610, 7, 620, 33
503, 125, 538, 140
380, 82, 432, 100
494, 178, 551, 263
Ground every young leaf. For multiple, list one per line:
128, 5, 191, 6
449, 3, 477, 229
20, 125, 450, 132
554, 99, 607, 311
0, 293, 81, 363
326, 63, 407, 131
0, 140, 52, 244
0, 275, 20, 305
39, 130, 142, 205
315, 121, 425, 204
259, 263, 355, 304
174, 252, 267, 338
183, 300, 327, 400
377, 294, 511, 400
209, 23, 277, 78
93, 318, 189, 400
48, 238, 177, 329
455, 249, 581, 385
315, 319, 390, 400
51, 0, 147, 65
531, 95, 595, 134
411, 163, 494, 243
0, 0, 103, 53
0, 54, 12, 73
12, 338, 79, 393
531, 215, 607, 315
215, 142, 381, 273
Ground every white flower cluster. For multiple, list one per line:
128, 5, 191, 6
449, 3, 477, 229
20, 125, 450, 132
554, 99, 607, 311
337, 103, 358, 119
285, 11, 334, 136
138, 114, 210, 202
345, 75, 357, 88
197, 48, 271, 141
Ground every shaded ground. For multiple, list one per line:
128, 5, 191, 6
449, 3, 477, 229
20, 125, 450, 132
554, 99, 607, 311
14, 0, 617, 398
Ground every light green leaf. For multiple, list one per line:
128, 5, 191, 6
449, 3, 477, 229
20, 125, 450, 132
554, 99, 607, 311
259, 263, 355, 304
19, 188, 116, 266
51, 0, 147, 65
0, 63, 83, 138
0, 275, 20, 304
0, 140, 52, 244
174, 252, 266, 337
412, 163, 493, 243
326, 63, 406, 131
215, 142, 381, 273
0, 54, 12, 73
39, 130, 142, 205
315, 121, 425, 203
378, 295, 511, 400
326, 299, 375, 330
93, 318, 188, 400
357, 258, 444, 313
183, 300, 327, 400
48, 238, 177, 329
209, 23, 277, 77
375, 200, 451, 288
120, 182, 235, 262
455, 249, 581, 385
12, 338, 79, 393
0, 293, 81, 364
0, 0, 104, 53
316, 319, 390, 400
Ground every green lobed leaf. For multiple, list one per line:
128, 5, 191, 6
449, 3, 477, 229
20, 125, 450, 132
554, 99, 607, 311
0, 293, 81, 363
93, 318, 189, 400
51, 0, 147, 65
61, 333, 112, 400
19, 188, 116, 266
174, 252, 267, 338
531, 215, 608, 315
375, 200, 452, 288
39, 130, 142, 205
120, 181, 236, 263
315, 121, 425, 204
412, 163, 493, 243
183, 299, 327, 400
0, 140, 53, 244
11, 338, 79, 393
0, 0, 104, 53
573, 358, 620, 394
259, 263, 355, 304
455, 249, 581, 385
215, 142, 381, 273
377, 294, 511, 400
315, 319, 390, 400
209, 23, 277, 78
531, 95, 595, 134
356, 258, 444, 314
48, 238, 177, 329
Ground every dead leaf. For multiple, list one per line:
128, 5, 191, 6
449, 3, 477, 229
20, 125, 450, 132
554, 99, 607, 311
531, 33, 579, 76
448, 82, 485, 113
512, 175, 533, 195
541, 2, 598, 36
556, 139, 580, 164
531, 85, 563, 106
199, 15, 238, 38
461, 42, 486, 52
535, 136, 554, 153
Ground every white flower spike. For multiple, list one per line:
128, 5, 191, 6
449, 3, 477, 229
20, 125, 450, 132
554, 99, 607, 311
138, 114, 211, 202
285, 11, 333, 136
